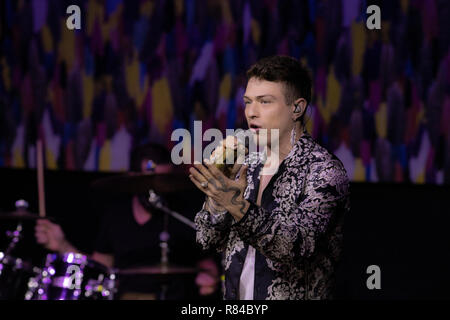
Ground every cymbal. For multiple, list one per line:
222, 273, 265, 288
0, 209, 50, 221
118, 263, 198, 276
91, 172, 194, 194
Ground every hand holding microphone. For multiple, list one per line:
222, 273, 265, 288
189, 134, 251, 220
209, 135, 248, 179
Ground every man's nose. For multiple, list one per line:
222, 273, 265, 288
245, 102, 259, 118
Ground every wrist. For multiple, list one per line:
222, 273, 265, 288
206, 198, 227, 214
59, 239, 76, 254
228, 199, 250, 222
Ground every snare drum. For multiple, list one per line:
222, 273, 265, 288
26, 252, 116, 300
0, 252, 38, 300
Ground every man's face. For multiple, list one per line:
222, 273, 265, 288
243, 78, 293, 148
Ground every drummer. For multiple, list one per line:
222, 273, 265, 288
34, 143, 220, 300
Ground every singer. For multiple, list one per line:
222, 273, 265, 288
189, 55, 350, 300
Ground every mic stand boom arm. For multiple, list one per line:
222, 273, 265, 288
147, 190, 197, 230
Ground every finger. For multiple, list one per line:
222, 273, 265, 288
199, 286, 216, 296
48, 223, 60, 232
36, 219, 46, 227
197, 258, 218, 270
189, 166, 208, 184
35, 231, 46, 240
229, 163, 243, 179
195, 273, 217, 286
38, 218, 52, 225
35, 230, 46, 238
189, 166, 220, 194
238, 165, 249, 182
36, 236, 48, 244
189, 174, 215, 198
35, 229, 48, 238
193, 161, 215, 181
37, 219, 53, 229
35, 233, 48, 243
35, 225, 47, 233
204, 159, 228, 181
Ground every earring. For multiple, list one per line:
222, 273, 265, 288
290, 127, 297, 147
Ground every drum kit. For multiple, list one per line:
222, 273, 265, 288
0, 171, 200, 300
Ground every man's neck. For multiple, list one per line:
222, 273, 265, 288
261, 125, 303, 175
266, 125, 304, 163
132, 195, 152, 225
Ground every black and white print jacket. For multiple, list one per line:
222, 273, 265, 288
195, 131, 350, 300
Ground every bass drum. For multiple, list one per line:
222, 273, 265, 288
0, 252, 38, 300
26, 252, 116, 300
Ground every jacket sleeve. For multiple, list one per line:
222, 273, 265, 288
195, 199, 233, 252
232, 159, 350, 266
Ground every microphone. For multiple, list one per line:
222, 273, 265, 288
209, 132, 249, 178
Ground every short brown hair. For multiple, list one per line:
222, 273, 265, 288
246, 55, 312, 122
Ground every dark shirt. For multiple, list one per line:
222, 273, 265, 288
95, 195, 202, 299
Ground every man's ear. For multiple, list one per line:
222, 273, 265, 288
292, 98, 307, 121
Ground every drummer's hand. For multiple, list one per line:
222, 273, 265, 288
189, 160, 250, 221
195, 258, 219, 296
35, 219, 69, 253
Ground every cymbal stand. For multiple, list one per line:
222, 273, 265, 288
159, 211, 169, 300
2, 200, 29, 258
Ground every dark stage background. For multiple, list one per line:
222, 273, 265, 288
1, 167, 449, 299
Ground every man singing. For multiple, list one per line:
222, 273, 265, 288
189, 55, 350, 300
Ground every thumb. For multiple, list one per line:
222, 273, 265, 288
239, 165, 248, 182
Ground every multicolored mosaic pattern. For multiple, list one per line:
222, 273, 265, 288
0, 0, 449, 184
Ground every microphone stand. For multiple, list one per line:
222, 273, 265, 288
147, 190, 196, 300
148, 190, 196, 230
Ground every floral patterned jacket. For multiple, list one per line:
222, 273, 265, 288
195, 132, 350, 300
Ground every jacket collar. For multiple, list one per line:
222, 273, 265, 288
244, 129, 314, 206
282, 129, 314, 169
246, 129, 314, 170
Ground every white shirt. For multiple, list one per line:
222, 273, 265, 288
239, 245, 256, 300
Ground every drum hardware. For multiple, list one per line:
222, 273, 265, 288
118, 264, 198, 276
21, 171, 201, 300
0, 253, 39, 300
0, 199, 55, 222
148, 189, 196, 230
25, 252, 117, 300
2, 200, 29, 256
3, 223, 23, 257
0, 200, 42, 300
84, 271, 117, 299
146, 189, 197, 300
0, 198, 117, 300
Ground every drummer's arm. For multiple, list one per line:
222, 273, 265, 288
54, 240, 114, 268
61, 243, 115, 268
57, 244, 114, 268
91, 252, 114, 268
58, 239, 79, 254
35, 219, 84, 255
35, 219, 114, 267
